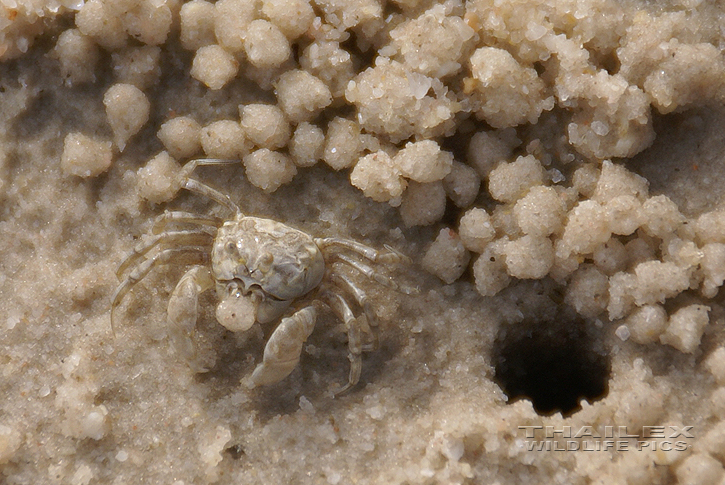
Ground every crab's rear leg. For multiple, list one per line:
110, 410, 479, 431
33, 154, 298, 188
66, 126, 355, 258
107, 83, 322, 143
325, 292, 367, 396
167, 265, 215, 372
246, 305, 317, 388
332, 271, 379, 351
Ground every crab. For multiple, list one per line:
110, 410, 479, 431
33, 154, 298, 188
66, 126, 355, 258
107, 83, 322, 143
111, 158, 413, 394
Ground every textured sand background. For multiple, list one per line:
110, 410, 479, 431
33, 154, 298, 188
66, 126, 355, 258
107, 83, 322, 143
3, 1, 725, 484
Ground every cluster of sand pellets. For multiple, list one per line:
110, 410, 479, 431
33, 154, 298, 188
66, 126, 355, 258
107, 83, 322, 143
18, 0, 724, 347
4, 0, 725, 482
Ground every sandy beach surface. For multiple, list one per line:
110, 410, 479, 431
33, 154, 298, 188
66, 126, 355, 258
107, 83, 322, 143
3, 1, 725, 483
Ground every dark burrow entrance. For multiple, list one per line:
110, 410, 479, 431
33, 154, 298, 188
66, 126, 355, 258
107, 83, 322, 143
492, 315, 611, 417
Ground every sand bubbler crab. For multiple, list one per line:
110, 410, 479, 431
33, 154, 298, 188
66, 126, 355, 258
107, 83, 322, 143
111, 158, 414, 394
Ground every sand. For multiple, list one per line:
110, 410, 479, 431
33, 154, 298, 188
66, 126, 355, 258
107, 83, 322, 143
3, 0, 725, 483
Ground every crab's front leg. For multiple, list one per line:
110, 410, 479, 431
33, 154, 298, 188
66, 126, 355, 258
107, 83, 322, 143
246, 305, 317, 388
167, 265, 215, 372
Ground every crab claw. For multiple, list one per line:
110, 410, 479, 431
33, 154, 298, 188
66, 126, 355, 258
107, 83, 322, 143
246, 306, 317, 388
215, 291, 258, 332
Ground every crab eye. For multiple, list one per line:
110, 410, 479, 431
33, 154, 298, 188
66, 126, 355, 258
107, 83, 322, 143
258, 252, 274, 272
226, 242, 236, 252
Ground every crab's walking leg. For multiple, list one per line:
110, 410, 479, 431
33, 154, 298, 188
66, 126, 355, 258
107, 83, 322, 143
247, 306, 317, 388
315, 237, 418, 294
182, 178, 240, 215
111, 249, 210, 334
116, 230, 213, 277
180, 157, 239, 175
332, 272, 379, 352
152, 211, 222, 234
325, 292, 365, 396
314, 237, 412, 265
167, 265, 215, 372
179, 158, 242, 215
335, 252, 405, 292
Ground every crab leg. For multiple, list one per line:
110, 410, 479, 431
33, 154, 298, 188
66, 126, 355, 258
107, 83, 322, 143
180, 157, 239, 175
324, 292, 366, 396
167, 265, 215, 373
331, 271, 379, 351
333, 252, 404, 291
116, 230, 213, 277
182, 178, 240, 215
246, 305, 317, 388
314, 237, 412, 265
179, 158, 242, 215
110, 248, 209, 334
152, 211, 222, 234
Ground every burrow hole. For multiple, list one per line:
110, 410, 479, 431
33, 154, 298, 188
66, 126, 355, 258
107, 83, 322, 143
492, 316, 611, 417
